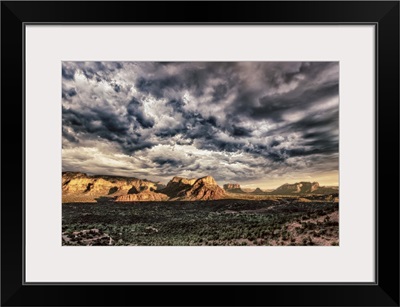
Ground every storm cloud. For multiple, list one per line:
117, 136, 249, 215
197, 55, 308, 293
62, 61, 339, 188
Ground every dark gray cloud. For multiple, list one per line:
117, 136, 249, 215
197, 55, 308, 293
62, 61, 339, 186
248, 82, 338, 121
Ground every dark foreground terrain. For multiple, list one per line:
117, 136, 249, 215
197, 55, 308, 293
62, 198, 339, 246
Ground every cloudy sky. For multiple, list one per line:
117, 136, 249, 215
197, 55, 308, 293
62, 62, 339, 189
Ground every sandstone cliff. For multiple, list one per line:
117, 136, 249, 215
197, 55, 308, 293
223, 183, 244, 193
115, 190, 169, 202
63, 172, 337, 202
63, 172, 226, 202
160, 175, 225, 201
223, 183, 241, 190
270, 182, 337, 195
62, 172, 159, 202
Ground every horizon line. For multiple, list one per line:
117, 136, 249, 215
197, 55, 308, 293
62, 170, 339, 190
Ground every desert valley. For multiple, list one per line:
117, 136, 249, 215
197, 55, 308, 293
62, 172, 339, 246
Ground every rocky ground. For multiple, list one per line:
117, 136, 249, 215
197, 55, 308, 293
62, 229, 114, 246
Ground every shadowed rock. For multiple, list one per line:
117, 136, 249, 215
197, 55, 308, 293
251, 187, 265, 194
223, 183, 245, 193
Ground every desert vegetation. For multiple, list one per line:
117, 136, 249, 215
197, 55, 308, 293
62, 198, 339, 246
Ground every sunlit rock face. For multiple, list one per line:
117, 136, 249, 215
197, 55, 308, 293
62, 172, 159, 202
161, 175, 225, 201
62, 172, 225, 202
271, 182, 324, 194
115, 190, 169, 202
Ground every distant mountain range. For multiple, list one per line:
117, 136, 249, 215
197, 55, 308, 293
223, 181, 338, 195
280, 182, 339, 195
62, 172, 338, 203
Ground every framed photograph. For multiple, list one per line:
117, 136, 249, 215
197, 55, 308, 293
1, 1, 399, 306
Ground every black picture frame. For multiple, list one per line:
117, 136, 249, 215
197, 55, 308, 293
1, 1, 399, 306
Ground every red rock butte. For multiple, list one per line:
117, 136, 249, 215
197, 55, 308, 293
62, 172, 226, 202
